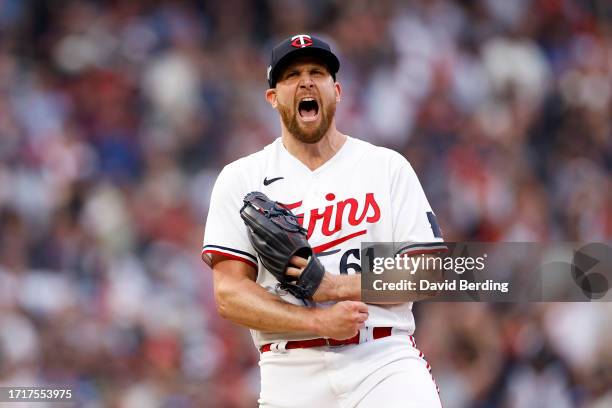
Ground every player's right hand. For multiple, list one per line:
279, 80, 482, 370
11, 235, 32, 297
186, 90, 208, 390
313, 301, 369, 340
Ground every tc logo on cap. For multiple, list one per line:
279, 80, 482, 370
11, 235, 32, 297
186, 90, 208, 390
290, 34, 313, 48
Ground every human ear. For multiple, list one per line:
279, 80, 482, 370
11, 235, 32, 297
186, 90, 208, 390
265, 89, 278, 108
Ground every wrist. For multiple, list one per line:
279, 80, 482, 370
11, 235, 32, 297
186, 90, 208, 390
308, 307, 325, 336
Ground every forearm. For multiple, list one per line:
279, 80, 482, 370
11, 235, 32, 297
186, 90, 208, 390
315, 274, 398, 303
317, 258, 444, 303
315, 274, 361, 302
216, 276, 318, 334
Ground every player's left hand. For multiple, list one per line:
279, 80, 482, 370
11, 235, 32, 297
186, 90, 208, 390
286, 255, 308, 278
287, 256, 336, 303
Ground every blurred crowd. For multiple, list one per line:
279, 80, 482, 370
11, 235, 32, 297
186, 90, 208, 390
0, 0, 610, 407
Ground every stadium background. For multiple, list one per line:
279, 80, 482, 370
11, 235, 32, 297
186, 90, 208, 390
0, 0, 610, 406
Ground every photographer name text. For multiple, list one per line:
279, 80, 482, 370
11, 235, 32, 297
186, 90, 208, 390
371, 279, 510, 293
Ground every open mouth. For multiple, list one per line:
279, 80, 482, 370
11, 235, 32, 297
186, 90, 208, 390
298, 97, 319, 122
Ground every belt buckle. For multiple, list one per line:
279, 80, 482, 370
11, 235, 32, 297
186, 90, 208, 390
325, 333, 358, 348
325, 338, 344, 348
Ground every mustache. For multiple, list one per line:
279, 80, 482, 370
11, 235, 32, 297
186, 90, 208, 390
278, 99, 336, 143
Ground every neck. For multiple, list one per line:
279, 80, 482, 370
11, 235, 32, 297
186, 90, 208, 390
281, 124, 347, 171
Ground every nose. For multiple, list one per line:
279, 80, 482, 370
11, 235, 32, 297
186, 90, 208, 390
298, 73, 315, 89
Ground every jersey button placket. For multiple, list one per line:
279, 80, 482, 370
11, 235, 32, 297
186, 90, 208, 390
307, 174, 318, 197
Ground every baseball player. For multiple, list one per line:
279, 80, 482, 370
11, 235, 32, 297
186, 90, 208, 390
202, 34, 446, 407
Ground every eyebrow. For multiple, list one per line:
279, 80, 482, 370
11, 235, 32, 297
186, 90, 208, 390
281, 69, 298, 79
283, 65, 328, 77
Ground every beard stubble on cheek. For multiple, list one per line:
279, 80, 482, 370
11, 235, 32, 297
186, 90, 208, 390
278, 99, 336, 144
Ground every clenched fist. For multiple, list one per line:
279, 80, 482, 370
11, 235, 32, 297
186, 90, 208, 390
312, 301, 369, 340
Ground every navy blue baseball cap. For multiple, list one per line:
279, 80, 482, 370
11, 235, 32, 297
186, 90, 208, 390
267, 34, 340, 88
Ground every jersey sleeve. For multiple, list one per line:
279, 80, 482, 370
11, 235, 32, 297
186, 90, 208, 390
389, 153, 446, 256
202, 164, 258, 268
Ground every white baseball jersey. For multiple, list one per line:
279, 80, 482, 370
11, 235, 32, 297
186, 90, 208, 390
202, 136, 445, 347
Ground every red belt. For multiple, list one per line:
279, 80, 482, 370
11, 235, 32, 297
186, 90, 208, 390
260, 327, 393, 353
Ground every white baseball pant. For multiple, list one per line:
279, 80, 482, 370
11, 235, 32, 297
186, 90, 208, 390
258, 329, 442, 407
